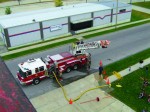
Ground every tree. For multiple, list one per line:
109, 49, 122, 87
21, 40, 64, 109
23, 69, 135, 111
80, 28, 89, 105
54, 0, 63, 7
5, 7, 12, 15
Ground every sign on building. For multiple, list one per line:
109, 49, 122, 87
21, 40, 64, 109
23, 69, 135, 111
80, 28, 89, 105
50, 25, 62, 32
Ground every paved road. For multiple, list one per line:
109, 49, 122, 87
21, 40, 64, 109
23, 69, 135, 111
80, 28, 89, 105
5, 23, 150, 99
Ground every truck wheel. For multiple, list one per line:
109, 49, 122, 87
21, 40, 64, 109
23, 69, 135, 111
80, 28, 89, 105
73, 64, 78, 70
33, 78, 40, 85
66, 67, 71, 73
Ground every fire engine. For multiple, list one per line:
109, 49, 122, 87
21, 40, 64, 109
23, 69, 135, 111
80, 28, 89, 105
16, 40, 110, 85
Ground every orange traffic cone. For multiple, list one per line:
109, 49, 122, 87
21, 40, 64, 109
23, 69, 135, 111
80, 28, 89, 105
69, 99, 73, 104
106, 78, 110, 85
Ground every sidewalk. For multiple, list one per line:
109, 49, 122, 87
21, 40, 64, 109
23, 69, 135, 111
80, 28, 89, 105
30, 57, 150, 112
132, 5, 150, 14
30, 58, 150, 112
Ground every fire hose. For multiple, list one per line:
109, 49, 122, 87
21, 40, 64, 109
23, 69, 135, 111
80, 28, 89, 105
52, 72, 110, 102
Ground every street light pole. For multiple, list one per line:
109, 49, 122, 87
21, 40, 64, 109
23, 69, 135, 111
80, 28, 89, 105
130, 0, 132, 4
115, 0, 118, 29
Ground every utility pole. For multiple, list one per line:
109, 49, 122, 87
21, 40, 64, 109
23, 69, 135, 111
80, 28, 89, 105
18, 0, 21, 5
130, 0, 132, 4
115, 0, 118, 29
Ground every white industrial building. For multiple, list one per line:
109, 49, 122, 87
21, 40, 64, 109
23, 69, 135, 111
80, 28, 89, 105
0, 1, 132, 47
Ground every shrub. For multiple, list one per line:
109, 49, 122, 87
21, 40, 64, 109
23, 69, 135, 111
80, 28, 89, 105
54, 0, 63, 7
5, 7, 12, 15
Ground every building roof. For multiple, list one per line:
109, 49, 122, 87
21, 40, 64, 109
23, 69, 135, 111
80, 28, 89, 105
100, 1, 131, 8
0, 57, 36, 112
0, 3, 111, 28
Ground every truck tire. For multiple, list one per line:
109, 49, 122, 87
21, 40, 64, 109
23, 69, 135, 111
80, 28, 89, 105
33, 78, 40, 85
73, 64, 78, 70
66, 67, 71, 73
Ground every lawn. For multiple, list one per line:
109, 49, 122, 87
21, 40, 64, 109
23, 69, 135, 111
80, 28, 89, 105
104, 48, 150, 77
110, 64, 150, 112
132, 1, 150, 9
2, 38, 78, 60
131, 10, 150, 21
0, 0, 11, 3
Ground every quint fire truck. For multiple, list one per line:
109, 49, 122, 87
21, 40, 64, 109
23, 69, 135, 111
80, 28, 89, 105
17, 40, 110, 85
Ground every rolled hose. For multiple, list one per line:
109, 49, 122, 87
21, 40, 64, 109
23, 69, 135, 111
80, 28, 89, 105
52, 72, 109, 102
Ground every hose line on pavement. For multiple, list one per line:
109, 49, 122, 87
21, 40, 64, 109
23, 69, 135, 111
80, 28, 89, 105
52, 72, 109, 102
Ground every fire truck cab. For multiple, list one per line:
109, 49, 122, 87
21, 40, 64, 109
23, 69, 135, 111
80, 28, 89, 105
17, 58, 48, 85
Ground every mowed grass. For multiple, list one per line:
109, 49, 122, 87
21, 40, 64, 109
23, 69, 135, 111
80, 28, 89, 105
104, 48, 150, 77
0, 0, 11, 3
2, 38, 77, 60
131, 10, 150, 21
110, 64, 150, 112
132, 1, 150, 9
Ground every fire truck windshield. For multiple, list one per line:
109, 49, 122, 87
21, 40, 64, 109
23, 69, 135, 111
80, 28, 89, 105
19, 69, 26, 78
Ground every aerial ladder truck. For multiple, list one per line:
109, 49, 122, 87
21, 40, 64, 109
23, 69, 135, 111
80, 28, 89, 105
16, 40, 110, 85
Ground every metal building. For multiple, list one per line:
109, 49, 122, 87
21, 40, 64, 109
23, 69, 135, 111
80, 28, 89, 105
0, 1, 132, 48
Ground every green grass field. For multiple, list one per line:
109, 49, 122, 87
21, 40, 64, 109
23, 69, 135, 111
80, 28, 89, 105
2, 38, 77, 60
0, 0, 11, 3
104, 48, 150, 77
132, 1, 150, 9
131, 10, 150, 21
110, 64, 150, 112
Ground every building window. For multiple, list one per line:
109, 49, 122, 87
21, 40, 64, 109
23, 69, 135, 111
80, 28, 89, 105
119, 9, 126, 13
39, 66, 44, 71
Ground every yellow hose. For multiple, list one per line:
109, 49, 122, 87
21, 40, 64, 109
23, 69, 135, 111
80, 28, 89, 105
52, 72, 109, 102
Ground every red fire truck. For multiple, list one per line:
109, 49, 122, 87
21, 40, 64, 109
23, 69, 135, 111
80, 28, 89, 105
17, 40, 110, 85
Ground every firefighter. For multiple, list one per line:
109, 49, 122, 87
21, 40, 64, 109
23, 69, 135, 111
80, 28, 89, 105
80, 39, 84, 44
99, 60, 104, 79
86, 53, 91, 75
76, 40, 80, 45
54, 61, 63, 81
